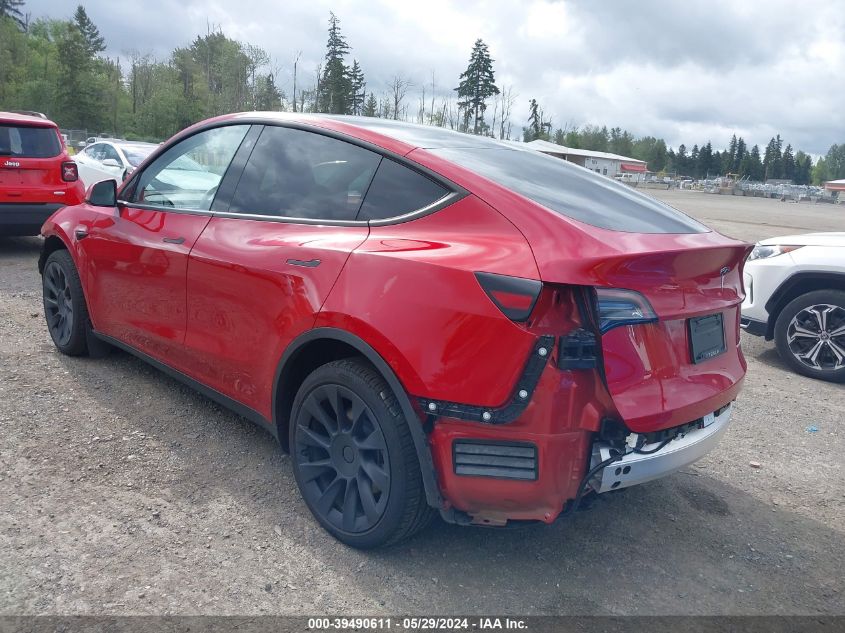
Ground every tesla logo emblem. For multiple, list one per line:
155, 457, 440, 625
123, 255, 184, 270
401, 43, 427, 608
3, 160, 20, 167
719, 266, 730, 289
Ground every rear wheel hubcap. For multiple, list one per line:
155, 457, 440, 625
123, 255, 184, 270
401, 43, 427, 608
787, 303, 845, 372
295, 384, 391, 533
44, 262, 74, 346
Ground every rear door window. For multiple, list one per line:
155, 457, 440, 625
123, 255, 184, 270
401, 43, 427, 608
357, 158, 449, 221
228, 126, 381, 221
0, 125, 61, 158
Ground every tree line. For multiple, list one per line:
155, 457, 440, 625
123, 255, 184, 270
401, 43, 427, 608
1, 2, 842, 185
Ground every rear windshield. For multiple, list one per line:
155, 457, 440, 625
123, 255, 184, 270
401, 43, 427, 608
431, 147, 707, 234
0, 125, 61, 158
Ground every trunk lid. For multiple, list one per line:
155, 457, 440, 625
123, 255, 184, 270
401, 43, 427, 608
519, 215, 752, 433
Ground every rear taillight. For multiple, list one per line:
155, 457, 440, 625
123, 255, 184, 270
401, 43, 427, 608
595, 288, 657, 333
475, 272, 542, 322
61, 161, 78, 182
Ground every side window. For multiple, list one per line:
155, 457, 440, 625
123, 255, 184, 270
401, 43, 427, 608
101, 144, 120, 163
357, 158, 449, 221
85, 143, 104, 161
133, 125, 248, 211
228, 126, 381, 221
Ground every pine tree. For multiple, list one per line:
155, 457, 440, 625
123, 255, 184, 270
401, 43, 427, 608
676, 144, 688, 175
699, 141, 714, 177
455, 38, 499, 134
782, 144, 795, 182
525, 98, 542, 141
362, 92, 378, 117
763, 135, 783, 180
723, 134, 737, 173
794, 151, 812, 185
73, 5, 105, 57
254, 73, 282, 110
348, 59, 365, 115
734, 137, 746, 173
690, 144, 700, 178
317, 12, 352, 114
0, 0, 26, 28
748, 144, 764, 181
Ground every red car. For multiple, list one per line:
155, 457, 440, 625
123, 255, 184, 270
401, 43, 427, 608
39, 113, 751, 548
1, 111, 84, 236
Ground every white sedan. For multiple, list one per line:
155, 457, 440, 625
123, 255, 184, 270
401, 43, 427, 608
74, 140, 157, 188
741, 232, 845, 382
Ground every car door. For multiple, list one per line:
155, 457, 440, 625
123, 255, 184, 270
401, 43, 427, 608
98, 143, 126, 180
80, 124, 251, 365
75, 143, 109, 187
183, 124, 380, 420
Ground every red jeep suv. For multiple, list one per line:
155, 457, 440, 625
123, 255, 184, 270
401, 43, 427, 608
1, 112, 84, 235
39, 113, 751, 547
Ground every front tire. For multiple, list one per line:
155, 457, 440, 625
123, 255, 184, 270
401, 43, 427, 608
42, 250, 91, 356
774, 289, 845, 383
289, 359, 434, 548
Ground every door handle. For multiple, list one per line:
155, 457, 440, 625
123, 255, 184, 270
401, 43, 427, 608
74, 228, 88, 240
286, 258, 321, 268
163, 236, 185, 245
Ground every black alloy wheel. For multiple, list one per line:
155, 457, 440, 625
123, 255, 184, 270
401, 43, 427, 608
294, 383, 391, 533
289, 359, 434, 548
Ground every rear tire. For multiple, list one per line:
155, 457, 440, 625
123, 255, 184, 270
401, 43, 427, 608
289, 358, 434, 548
774, 289, 845, 383
42, 250, 91, 356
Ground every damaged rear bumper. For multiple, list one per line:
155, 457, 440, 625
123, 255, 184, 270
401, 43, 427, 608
590, 403, 733, 493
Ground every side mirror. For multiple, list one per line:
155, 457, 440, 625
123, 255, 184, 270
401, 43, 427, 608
87, 179, 117, 207
102, 158, 121, 168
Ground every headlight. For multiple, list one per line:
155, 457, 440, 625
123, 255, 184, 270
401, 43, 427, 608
747, 244, 803, 261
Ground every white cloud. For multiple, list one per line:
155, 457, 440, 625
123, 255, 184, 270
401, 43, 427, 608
23, 0, 845, 154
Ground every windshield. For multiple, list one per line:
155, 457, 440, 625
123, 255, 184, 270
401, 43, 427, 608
120, 144, 156, 167
0, 125, 61, 158
431, 147, 708, 234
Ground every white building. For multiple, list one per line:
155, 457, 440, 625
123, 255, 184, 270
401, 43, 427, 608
519, 139, 649, 181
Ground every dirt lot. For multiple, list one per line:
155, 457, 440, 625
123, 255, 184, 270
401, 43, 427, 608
1, 190, 843, 616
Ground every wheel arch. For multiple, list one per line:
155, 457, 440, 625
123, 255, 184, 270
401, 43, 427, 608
272, 327, 442, 509
764, 272, 845, 339
38, 234, 71, 274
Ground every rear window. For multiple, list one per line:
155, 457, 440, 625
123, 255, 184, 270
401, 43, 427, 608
431, 147, 707, 234
0, 125, 61, 158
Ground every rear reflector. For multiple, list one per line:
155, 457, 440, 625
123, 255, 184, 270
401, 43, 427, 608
475, 272, 542, 322
61, 161, 78, 182
453, 440, 538, 480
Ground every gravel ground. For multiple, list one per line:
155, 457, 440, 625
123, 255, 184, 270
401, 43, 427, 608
1, 190, 843, 616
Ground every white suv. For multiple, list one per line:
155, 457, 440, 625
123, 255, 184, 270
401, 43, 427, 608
741, 232, 845, 383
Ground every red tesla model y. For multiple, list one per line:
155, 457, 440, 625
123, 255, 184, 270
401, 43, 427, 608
39, 113, 751, 547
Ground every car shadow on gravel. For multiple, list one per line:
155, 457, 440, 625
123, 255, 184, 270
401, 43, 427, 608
0, 235, 41, 253
51, 346, 845, 616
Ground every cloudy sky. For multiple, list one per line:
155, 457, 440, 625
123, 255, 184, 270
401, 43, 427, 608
25, 0, 845, 155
